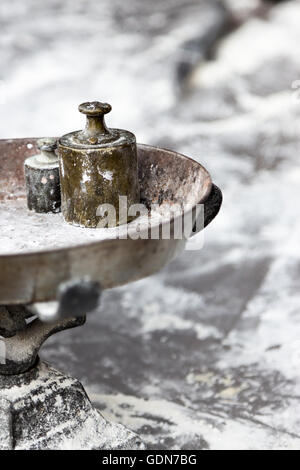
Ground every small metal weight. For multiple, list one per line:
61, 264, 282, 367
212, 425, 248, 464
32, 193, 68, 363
24, 138, 61, 214
57, 101, 140, 228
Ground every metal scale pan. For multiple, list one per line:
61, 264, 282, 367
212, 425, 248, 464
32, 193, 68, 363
0, 138, 221, 306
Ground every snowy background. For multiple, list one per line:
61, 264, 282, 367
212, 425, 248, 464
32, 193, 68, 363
1, 0, 300, 449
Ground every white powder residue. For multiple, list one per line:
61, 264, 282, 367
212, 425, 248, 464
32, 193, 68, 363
0, 199, 164, 255
88, 391, 300, 450
101, 170, 113, 181
81, 171, 91, 184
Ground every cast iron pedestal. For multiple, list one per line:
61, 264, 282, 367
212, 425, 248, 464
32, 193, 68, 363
0, 306, 145, 450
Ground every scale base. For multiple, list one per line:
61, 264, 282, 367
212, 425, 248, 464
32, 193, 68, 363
0, 360, 145, 450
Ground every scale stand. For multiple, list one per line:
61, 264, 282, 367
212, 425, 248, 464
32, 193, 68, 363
0, 138, 223, 451
0, 304, 145, 450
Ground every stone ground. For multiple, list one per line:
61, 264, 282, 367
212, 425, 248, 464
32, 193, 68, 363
1, 0, 300, 450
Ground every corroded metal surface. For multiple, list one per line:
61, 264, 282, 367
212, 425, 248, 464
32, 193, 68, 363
25, 164, 60, 213
0, 310, 85, 375
58, 102, 140, 227
0, 306, 29, 338
0, 361, 145, 450
0, 139, 219, 305
25, 138, 61, 214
